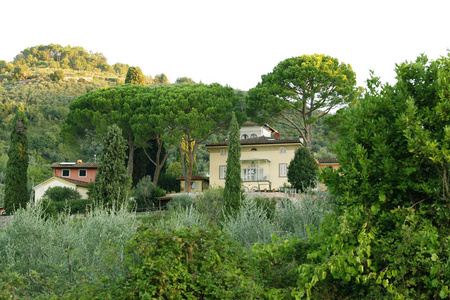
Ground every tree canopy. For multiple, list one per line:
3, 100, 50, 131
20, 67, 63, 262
63, 83, 239, 190
125, 67, 146, 86
246, 54, 357, 150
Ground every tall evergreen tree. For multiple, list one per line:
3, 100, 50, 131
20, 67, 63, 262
125, 66, 146, 86
4, 107, 29, 214
223, 112, 242, 215
91, 124, 132, 207
287, 146, 318, 192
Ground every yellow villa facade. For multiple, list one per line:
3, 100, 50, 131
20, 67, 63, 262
207, 138, 301, 191
206, 122, 340, 191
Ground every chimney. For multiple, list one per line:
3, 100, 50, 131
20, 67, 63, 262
77, 159, 83, 164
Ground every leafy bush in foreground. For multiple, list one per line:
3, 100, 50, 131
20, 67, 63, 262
111, 227, 263, 299
0, 202, 138, 298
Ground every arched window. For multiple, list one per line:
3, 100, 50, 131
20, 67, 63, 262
220, 149, 227, 156
250, 133, 257, 138
241, 134, 248, 139
280, 147, 287, 153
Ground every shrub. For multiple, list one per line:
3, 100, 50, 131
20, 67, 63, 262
195, 186, 224, 224
94, 227, 263, 299
222, 197, 278, 250
157, 205, 207, 230
248, 196, 277, 220
43, 186, 82, 202
275, 188, 335, 240
53, 199, 93, 215
0, 202, 138, 298
287, 146, 318, 192
133, 176, 166, 211
166, 193, 195, 211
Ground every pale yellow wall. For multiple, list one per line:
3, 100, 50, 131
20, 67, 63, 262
240, 125, 271, 138
178, 179, 209, 192
208, 143, 299, 191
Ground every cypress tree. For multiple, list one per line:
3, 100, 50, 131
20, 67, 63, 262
91, 124, 132, 207
4, 107, 29, 214
223, 112, 243, 215
287, 146, 318, 192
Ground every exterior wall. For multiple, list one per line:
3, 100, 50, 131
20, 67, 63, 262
240, 125, 271, 138
208, 143, 299, 191
53, 168, 97, 183
179, 179, 209, 192
34, 178, 89, 202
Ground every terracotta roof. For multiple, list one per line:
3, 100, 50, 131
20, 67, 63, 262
51, 162, 98, 169
57, 177, 90, 188
317, 158, 339, 164
176, 175, 209, 181
206, 136, 301, 147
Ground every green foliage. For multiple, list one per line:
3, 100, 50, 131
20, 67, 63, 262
91, 125, 132, 206
4, 109, 29, 214
157, 172, 181, 193
223, 112, 243, 215
167, 161, 182, 177
124, 66, 146, 86
195, 186, 224, 224
50, 69, 64, 82
249, 196, 277, 220
133, 175, 166, 211
294, 55, 450, 299
167, 194, 195, 211
287, 146, 318, 192
43, 186, 82, 202
222, 197, 278, 250
175, 77, 196, 84
246, 54, 357, 150
0, 202, 138, 298
102, 227, 263, 299
153, 73, 170, 84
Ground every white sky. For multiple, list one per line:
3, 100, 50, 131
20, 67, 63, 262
2, 0, 449, 90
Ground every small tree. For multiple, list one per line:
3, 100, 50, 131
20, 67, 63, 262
223, 112, 243, 215
50, 70, 64, 82
4, 108, 29, 214
43, 186, 81, 202
91, 125, 131, 207
125, 66, 146, 86
287, 146, 318, 192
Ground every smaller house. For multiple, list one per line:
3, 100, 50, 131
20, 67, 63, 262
33, 160, 98, 202
51, 160, 98, 183
176, 175, 209, 192
33, 177, 90, 202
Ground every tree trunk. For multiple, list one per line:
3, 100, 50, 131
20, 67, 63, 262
127, 134, 135, 176
152, 139, 170, 187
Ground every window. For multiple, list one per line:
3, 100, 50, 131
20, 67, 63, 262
241, 134, 248, 139
251, 148, 257, 151
279, 163, 287, 177
243, 163, 264, 181
62, 169, 70, 177
219, 166, 227, 179
280, 147, 287, 153
220, 149, 227, 156
79, 169, 87, 177
250, 133, 257, 138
